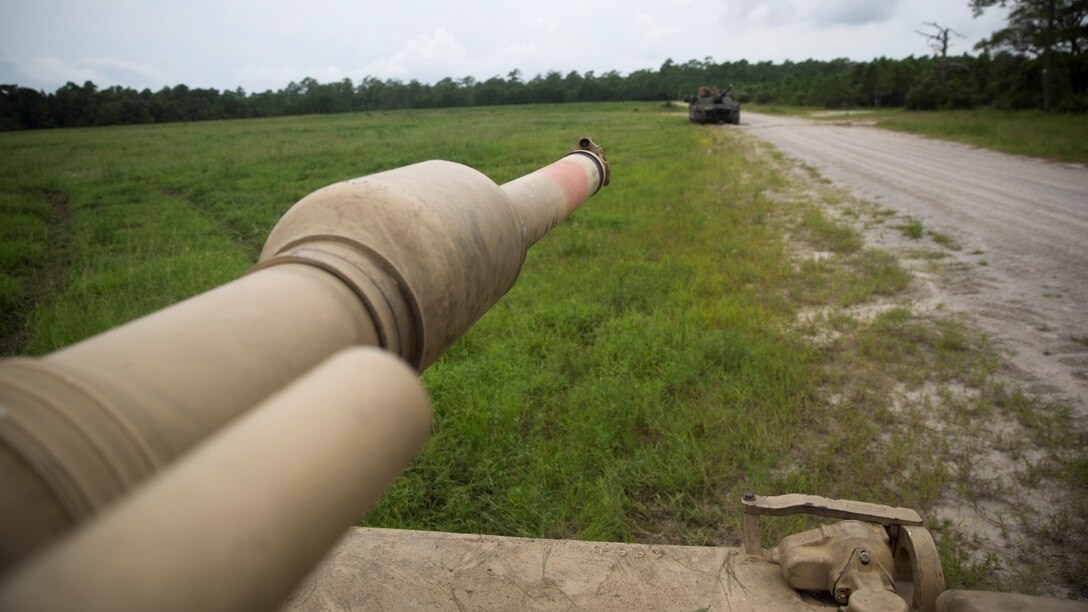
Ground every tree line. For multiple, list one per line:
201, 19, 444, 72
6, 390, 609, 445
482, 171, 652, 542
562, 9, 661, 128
2, 0, 1085, 130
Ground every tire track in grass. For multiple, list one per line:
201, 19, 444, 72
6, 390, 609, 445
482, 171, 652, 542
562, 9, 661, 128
1, 188, 71, 356
159, 186, 264, 259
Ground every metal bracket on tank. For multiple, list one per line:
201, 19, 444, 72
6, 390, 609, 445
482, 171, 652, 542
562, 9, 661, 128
740, 493, 943, 612
740, 493, 923, 557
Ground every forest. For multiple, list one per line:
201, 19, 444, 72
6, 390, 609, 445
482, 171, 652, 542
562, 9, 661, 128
2, 0, 1086, 130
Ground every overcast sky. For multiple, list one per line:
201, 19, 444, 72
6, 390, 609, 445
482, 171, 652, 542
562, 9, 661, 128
1, 0, 1010, 93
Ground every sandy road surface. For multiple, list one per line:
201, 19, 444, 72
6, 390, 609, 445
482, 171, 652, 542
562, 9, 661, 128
744, 112, 1088, 415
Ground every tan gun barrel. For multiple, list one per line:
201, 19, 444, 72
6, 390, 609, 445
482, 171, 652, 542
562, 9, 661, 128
0, 347, 430, 612
0, 138, 609, 573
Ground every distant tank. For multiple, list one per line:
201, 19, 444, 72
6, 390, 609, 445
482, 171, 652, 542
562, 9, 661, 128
686, 86, 741, 125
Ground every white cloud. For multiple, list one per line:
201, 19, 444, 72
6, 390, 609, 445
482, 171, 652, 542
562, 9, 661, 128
721, 1, 800, 26
233, 64, 353, 92
8, 55, 163, 90
633, 13, 673, 43
722, 0, 898, 27
235, 64, 302, 91
359, 28, 468, 81
804, 0, 899, 26
0, 0, 1016, 92
525, 17, 561, 37
308, 66, 351, 83
485, 42, 540, 75
16, 56, 101, 87
79, 57, 162, 81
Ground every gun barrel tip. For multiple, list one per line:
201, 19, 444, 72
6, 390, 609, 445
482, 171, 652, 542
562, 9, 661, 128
567, 136, 609, 188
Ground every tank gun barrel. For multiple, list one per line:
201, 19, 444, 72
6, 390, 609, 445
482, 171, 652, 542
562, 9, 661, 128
0, 138, 610, 580
1, 347, 431, 612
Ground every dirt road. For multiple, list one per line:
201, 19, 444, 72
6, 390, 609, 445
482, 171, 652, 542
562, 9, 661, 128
744, 111, 1088, 416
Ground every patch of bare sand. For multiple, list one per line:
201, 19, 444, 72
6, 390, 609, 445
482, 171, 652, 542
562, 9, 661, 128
754, 134, 1085, 598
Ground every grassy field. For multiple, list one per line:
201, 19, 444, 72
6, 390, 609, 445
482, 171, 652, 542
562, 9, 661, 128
749, 105, 1088, 164
2, 102, 1083, 595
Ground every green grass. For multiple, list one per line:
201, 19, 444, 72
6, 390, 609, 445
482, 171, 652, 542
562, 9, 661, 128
898, 216, 926, 240
748, 105, 1088, 164
2, 103, 1082, 596
0, 104, 648, 353
875, 110, 1088, 165
929, 230, 961, 251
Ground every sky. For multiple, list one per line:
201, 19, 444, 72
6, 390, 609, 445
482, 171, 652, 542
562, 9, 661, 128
1, 0, 1011, 93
